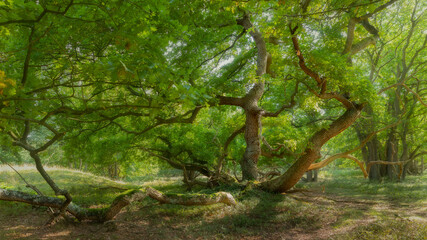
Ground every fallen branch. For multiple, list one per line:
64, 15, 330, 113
88, 185, 130, 191
146, 187, 237, 206
0, 186, 236, 222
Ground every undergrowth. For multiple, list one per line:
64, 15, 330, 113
0, 165, 426, 239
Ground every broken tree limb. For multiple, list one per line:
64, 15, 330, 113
0, 186, 236, 222
0, 187, 146, 222
146, 187, 237, 206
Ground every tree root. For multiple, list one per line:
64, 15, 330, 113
0, 186, 236, 222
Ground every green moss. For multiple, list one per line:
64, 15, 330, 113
85, 207, 108, 217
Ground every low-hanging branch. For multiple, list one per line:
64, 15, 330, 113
0, 158, 45, 196
112, 106, 203, 136
138, 146, 214, 178
261, 106, 363, 193
366, 160, 412, 180
305, 119, 401, 176
0, 187, 236, 222
307, 154, 368, 178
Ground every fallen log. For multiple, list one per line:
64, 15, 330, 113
146, 187, 237, 206
0, 187, 236, 222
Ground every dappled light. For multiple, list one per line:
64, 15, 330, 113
0, 0, 425, 239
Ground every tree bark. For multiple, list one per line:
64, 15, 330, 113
241, 84, 264, 180
236, 13, 268, 180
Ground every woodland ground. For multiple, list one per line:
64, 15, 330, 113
0, 165, 426, 240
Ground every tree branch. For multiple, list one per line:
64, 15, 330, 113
263, 81, 299, 117
307, 154, 368, 178
0, 0, 74, 26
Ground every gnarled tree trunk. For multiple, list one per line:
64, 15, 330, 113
235, 14, 268, 180
241, 83, 264, 180
261, 106, 363, 192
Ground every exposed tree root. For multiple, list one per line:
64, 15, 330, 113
0, 187, 236, 223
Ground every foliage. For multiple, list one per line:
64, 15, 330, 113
0, 0, 425, 198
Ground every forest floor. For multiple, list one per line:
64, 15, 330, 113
0, 165, 426, 240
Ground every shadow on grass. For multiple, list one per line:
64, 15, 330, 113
188, 189, 324, 238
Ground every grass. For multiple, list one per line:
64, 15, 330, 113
298, 168, 427, 204
332, 216, 427, 240
0, 165, 426, 239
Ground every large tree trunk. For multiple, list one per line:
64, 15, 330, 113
241, 84, 264, 180
241, 110, 262, 180
261, 106, 363, 192
235, 14, 268, 181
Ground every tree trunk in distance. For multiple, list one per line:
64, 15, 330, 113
306, 170, 312, 182
313, 169, 318, 182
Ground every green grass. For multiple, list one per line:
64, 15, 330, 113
0, 165, 142, 206
332, 216, 427, 240
297, 168, 427, 204
0, 165, 426, 239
